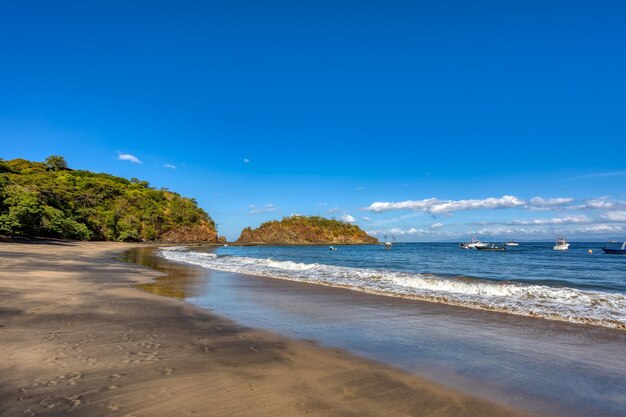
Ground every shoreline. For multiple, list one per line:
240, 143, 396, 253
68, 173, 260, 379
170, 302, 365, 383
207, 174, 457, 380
158, 245, 626, 331
0, 241, 531, 417
145, 245, 626, 417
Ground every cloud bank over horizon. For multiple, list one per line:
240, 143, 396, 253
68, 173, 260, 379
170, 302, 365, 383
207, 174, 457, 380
360, 195, 626, 241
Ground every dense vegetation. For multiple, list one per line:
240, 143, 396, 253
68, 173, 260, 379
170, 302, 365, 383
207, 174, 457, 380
237, 215, 378, 244
0, 157, 222, 242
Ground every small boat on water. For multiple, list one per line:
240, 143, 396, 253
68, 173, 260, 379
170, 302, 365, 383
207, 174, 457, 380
476, 243, 507, 251
602, 241, 626, 254
329, 246, 337, 251
553, 235, 570, 251
459, 236, 489, 249
383, 234, 395, 250
504, 241, 519, 247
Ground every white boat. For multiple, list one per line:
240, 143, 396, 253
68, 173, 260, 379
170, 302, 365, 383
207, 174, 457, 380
459, 236, 489, 249
504, 241, 519, 247
383, 235, 395, 250
553, 235, 570, 251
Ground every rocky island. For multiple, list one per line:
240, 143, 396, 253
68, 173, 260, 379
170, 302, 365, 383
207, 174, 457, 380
236, 215, 378, 244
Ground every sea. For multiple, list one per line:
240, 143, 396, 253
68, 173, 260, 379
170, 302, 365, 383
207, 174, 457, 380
146, 242, 626, 417
161, 242, 626, 329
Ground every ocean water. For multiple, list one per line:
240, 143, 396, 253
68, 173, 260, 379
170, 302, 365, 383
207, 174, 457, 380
160, 242, 626, 329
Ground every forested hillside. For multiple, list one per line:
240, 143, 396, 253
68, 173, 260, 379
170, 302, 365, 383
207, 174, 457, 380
0, 156, 222, 242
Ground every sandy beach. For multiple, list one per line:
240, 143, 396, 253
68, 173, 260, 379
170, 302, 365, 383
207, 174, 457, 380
0, 241, 530, 417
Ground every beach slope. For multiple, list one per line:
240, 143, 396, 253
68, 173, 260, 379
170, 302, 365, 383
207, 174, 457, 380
0, 241, 528, 417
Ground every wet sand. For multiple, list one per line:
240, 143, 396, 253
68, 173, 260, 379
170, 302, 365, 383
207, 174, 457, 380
0, 241, 531, 417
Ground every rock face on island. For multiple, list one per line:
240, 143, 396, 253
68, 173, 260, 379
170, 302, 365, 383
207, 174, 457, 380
0, 156, 225, 243
236, 215, 378, 244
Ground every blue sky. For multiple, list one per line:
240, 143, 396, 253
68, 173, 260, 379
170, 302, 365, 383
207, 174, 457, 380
1, 0, 625, 241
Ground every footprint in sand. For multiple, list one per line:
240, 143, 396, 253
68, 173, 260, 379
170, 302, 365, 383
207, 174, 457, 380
44, 331, 60, 341
67, 372, 83, 386
139, 341, 162, 349
160, 367, 175, 376
124, 351, 159, 363
63, 394, 83, 408
121, 333, 136, 342
83, 357, 100, 366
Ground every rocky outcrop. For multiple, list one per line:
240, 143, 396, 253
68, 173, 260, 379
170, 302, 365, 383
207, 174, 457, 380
236, 216, 378, 244
160, 222, 226, 244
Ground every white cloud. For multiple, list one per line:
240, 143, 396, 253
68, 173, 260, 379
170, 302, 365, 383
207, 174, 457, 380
249, 204, 278, 215
243, 158, 250, 163
363, 195, 525, 215
574, 224, 624, 233
361, 216, 372, 222
118, 153, 142, 164
367, 227, 463, 237
573, 198, 626, 211
474, 227, 544, 236
341, 214, 356, 223
508, 215, 591, 226
600, 211, 626, 222
528, 197, 574, 208
328, 207, 340, 213
163, 164, 176, 169
430, 222, 444, 229
563, 171, 626, 182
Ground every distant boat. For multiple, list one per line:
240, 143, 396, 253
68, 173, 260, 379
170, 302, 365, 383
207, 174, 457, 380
459, 236, 489, 249
383, 234, 395, 250
329, 246, 337, 251
504, 241, 519, 247
476, 243, 507, 251
602, 241, 626, 254
553, 235, 570, 251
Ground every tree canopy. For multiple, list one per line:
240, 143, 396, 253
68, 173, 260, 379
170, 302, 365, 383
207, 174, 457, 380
0, 157, 219, 242
44, 155, 68, 171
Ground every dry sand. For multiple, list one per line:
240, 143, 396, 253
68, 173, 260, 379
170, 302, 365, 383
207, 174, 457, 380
0, 241, 530, 417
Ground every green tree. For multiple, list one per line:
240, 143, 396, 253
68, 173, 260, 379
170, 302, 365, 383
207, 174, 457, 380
45, 155, 68, 171
42, 206, 92, 240
0, 187, 43, 237
0, 158, 219, 242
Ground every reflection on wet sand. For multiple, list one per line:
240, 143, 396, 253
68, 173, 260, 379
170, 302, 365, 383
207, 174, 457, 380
122, 247, 204, 299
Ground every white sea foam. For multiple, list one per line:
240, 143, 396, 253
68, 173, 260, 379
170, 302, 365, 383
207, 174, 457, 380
159, 249, 626, 330
161, 246, 188, 251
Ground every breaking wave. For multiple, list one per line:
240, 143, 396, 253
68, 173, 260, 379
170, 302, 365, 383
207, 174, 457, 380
159, 248, 626, 330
